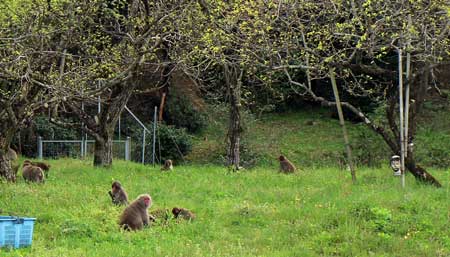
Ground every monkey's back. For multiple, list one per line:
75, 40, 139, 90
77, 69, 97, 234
280, 161, 296, 173
119, 204, 145, 230
22, 165, 44, 182
116, 190, 129, 205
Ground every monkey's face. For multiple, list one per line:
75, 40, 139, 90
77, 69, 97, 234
278, 156, 285, 161
112, 182, 121, 191
142, 195, 152, 208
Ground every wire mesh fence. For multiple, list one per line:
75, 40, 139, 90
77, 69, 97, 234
37, 137, 131, 160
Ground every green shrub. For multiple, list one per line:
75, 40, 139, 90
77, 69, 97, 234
165, 93, 207, 133
12, 115, 80, 158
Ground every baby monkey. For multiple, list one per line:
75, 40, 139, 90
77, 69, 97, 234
172, 207, 196, 221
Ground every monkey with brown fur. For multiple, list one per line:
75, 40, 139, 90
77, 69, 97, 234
278, 155, 296, 173
108, 181, 129, 206
22, 160, 45, 183
119, 194, 152, 231
172, 207, 196, 221
160, 159, 173, 171
31, 161, 51, 178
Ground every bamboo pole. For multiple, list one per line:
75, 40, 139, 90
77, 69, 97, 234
330, 68, 356, 182
158, 92, 166, 122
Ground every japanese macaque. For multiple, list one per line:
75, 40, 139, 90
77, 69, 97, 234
31, 161, 51, 178
160, 159, 173, 171
119, 194, 152, 231
172, 207, 196, 221
22, 160, 45, 183
278, 155, 296, 173
108, 181, 129, 206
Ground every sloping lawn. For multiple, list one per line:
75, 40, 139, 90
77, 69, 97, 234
1, 159, 448, 256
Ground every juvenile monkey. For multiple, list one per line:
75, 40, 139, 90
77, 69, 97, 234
119, 194, 152, 231
108, 181, 129, 206
160, 159, 173, 171
22, 160, 45, 183
172, 207, 196, 221
278, 155, 296, 173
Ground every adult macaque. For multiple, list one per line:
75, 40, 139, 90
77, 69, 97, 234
31, 161, 51, 178
172, 207, 195, 221
108, 181, 129, 206
119, 194, 152, 231
160, 159, 173, 171
278, 155, 296, 173
22, 160, 45, 183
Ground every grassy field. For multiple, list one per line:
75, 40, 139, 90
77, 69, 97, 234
1, 159, 449, 257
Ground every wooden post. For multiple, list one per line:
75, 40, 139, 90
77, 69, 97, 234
330, 68, 356, 182
158, 92, 166, 122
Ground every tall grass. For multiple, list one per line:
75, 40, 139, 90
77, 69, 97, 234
1, 159, 448, 257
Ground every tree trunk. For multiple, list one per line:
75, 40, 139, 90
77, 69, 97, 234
227, 95, 241, 169
0, 152, 15, 182
93, 134, 113, 167
405, 151, 441, 187
0, 120, 18, 182
224, 64, 243, 170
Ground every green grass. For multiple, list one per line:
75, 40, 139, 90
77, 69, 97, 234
188, 106, 450, 169
1, 159, 449, 257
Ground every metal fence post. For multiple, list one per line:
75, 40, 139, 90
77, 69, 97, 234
125, 137, 130, 161
84, 139, 88, 157
142, 129, 146, 164
80, 137, 84, 158
152, 106, 157, 166
37, 136, 43, 159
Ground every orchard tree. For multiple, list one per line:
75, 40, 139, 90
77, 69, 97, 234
0, 0, 178, 178
48, 0, 174, 167
266, 0, 449, 186
174, 1, 281, 170
0, 0, 68, 181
